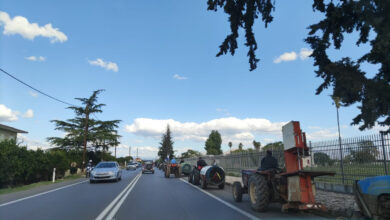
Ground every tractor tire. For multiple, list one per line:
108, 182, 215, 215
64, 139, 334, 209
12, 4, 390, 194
193, 171, 200, 185
175, 168, 180, 178
188, 173, 193, 183
218, 182, 225, 189
232, 181, 242, 202
248, 174, 270, 212
165, 170, 170, 178
201, 178, 207, 189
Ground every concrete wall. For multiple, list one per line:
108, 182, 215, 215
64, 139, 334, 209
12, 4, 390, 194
0, 128, 17, 141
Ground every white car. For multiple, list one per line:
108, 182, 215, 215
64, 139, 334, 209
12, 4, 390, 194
126, 163, 137, 170
90, 161, 122, 183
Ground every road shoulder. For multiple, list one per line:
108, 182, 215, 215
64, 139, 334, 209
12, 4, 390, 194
0, 177, 86, 206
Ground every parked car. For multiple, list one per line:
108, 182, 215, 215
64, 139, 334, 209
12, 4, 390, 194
126, 162, 137, 170
90, 161, 122, 183
142, 162, 154, 174
137, 163, 142, 168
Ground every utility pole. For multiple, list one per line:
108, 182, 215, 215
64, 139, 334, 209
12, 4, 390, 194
129, 146, 131, 158
115, 145, 117, 158
82, 104, 90, 171
136, 147, 138, 159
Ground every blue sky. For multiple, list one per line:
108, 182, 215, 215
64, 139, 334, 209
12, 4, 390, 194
0, 1, 384, 159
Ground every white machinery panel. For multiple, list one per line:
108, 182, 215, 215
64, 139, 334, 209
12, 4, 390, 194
282, 121, 297, 150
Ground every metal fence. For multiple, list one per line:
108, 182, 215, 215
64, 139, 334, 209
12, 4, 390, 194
308, 132, 389, 185
184, 133, 389, 186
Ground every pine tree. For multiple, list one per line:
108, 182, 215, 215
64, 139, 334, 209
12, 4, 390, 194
158, 125, 174, 160
47, 90, 121, 152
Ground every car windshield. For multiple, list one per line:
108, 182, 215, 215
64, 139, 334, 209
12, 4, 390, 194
96, 163, 116, 168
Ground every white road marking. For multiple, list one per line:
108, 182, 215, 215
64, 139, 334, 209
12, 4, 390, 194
95, 172, 142, 220
105, 173, 141, 220
0, 179, 89, 207
179, 178, 261, 220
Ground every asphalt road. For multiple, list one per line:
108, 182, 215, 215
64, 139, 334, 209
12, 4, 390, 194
0, 169, 326, 220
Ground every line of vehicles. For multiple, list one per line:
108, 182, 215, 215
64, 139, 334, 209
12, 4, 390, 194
87, 160, 155, 183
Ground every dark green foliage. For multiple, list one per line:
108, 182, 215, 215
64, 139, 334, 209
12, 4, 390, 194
158, 125, 174, 160
350, 140, 378, 163
262, 141, 284, 152
253, 140, 261, 151
238, 142, 243, 151
306, 0, 390, 133
314, 152, 334, 166
209, 1, 390, 132
181, 149, 201, 159
47, 90, 121, 151
207, 0, 274, 71
0, 139, 122, 188
205, 130, 223, 155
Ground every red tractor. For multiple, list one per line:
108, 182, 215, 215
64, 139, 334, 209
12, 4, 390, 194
232, 121, 335, 212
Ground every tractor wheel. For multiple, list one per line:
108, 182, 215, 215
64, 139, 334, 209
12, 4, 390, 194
165, 169, 170, 178
232, 182, 242, 202
193, 171, 200, 185
188, 173, 193, 183
248, 174, 270, 212
175, 169, 180, 178
218, 182, 225, 189
201, 178, 207, 189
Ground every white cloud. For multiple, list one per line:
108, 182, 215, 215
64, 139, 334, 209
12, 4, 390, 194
110, 144, 159, 159
18, 135, 52, 151
0, 11, 67, 43
25, 56, 45, 62
29, 91, 38, 97
88, 58, 118, 72
0, 104, 19, 122
125, 117, 286, 145
273, 51, 297, 63
23, 109, 34, 118
173, 74, 187, 80
306, 129, 339, 140
299, 48, 313, 60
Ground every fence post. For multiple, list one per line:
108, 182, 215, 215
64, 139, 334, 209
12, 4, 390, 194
52, 168, 56, 183
380, 132, 388, 175
309, 141, 314, 168
338, 137, 345, 185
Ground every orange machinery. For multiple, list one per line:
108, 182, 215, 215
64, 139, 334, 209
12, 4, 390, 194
280, 121, 334, 211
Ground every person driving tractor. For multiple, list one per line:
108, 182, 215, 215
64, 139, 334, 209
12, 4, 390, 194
197, 157, 207, 170
170, 157, 177, 167
258, 150, 278, 171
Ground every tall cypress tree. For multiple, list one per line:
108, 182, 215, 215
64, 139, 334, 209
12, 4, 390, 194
158, 125, 174, 160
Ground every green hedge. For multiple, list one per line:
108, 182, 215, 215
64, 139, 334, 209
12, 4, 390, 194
0, 140, 71, 188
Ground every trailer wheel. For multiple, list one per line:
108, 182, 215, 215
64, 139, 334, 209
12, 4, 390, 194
193, 170, 200, 185
232, 182, 242, 202
248, 174, 270, 212
188, 173, 193, 183
218, 182, 225, 189
201, 178, 207, 189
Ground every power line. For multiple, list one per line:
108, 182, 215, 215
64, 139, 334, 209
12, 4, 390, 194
0, 67, 74, 106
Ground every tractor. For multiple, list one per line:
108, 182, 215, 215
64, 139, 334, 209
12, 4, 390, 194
188, 165, 225, 189
164, 162, 180, 178
232, 121, 335, 212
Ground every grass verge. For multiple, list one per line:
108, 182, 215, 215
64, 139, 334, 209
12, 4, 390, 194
0, 174, 84, 195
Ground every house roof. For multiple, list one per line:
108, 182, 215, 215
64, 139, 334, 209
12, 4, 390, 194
0, 124, 28, 134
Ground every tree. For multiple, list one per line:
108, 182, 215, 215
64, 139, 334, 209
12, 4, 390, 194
313, 152, 333, 166
47, 90, 121, 167
205, 130, 223, 155
228, 141, 232, 153
350, 140, 379, 163
181, 149, 201, 159
262, 141, 284, 152
158, 125, 174, 160
253, 140, 261, 152
207, 1, 390, 133
238, 142, 243, 151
